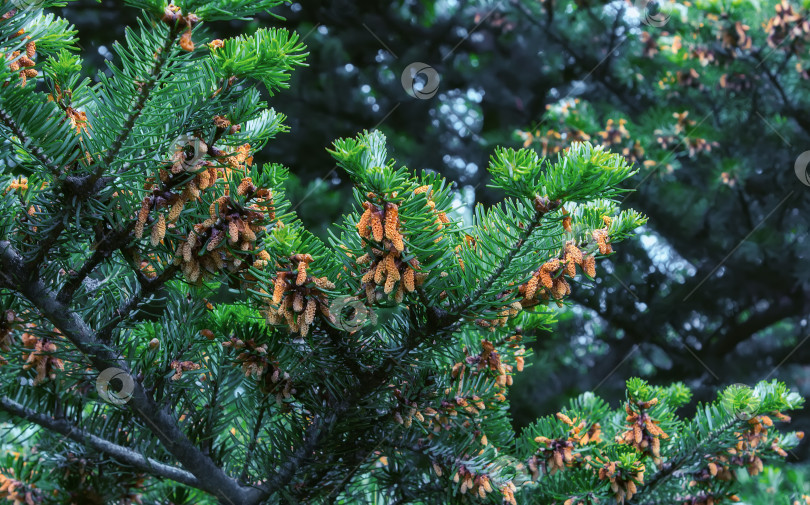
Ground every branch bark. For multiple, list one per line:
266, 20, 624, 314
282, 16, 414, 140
0, 396, 200, 487
0, 240, 263, 505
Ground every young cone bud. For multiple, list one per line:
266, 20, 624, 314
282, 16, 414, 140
272, 275, 286, 304
371, 213, 384, 242
403, 267, 415, 292
583, 255, 596, 277
384, 203, 399, 239
296, 261, 308, 286
228, 220, 240, 244
179, 30, 194, 51
167, 199, 184, 222
357, 205, 372, 239
150, 215, 166, 246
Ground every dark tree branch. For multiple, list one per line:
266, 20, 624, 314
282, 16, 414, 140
96, 263, 180, 343
603, 5, 626, 71
0, 107, 59, 174
22, 215, 68, 271
749, 50, 810, 136
707, 294, 802, 357
0, 240, 263, 505
57, 223, 135, 303
0, 396, 200, 487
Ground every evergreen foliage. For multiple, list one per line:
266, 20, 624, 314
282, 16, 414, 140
0, 2, 804, 504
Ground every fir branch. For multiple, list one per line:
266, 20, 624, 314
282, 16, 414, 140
262, 412, 335, 493
640, 417, 742, 496
450, 206, 547, 313
276, 304, 454, 500
59, 160, 194, 304
56, 223, 135, 303
85, 26, 182, 187
23, 215, 68, 271
0, 396, 200, 487
96, 263, 179, 343
7, 27, 183, 280
0, 106, 59, 173
240, 399, 268, 483
0, 240, 263, 505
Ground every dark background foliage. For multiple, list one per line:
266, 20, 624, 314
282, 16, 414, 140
59, 0, 810, 461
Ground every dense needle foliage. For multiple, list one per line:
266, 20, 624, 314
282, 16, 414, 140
0, 1, 805, 504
